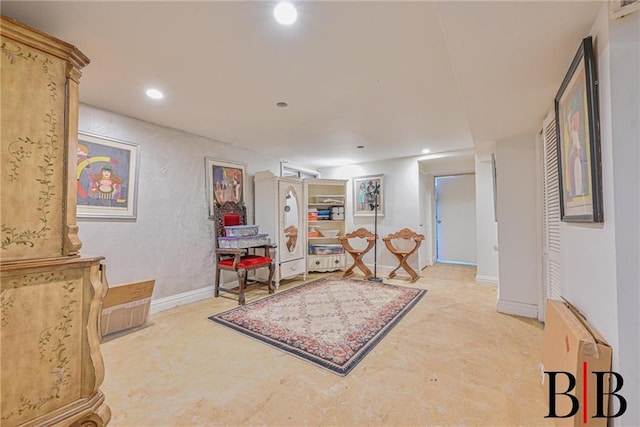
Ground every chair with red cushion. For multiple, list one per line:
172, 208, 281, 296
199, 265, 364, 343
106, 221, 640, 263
213, 201, 275, 305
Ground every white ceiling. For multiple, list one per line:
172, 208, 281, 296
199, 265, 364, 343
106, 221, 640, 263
2, 1, 604, 168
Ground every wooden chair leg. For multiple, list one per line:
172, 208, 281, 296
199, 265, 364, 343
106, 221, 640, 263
343, 263, 356, 277
354, 255, 373, 278
267, 262, 275, 294
387, 255, 403, 279
237, 269, 247, 305
214, 267, 221, 297
399, 257, 419, 282
343, 251, 372, 278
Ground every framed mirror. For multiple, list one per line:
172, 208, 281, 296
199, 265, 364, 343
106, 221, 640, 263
283, 189, 299, 253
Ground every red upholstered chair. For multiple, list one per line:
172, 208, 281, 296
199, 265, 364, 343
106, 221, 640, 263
213, 201, 275, 305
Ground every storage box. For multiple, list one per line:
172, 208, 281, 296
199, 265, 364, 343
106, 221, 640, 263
308, 244, 344, 255
218, 234, 270, 249
541, 299, 612, 426
224, 224, 259, 237
101, 279, 155, 338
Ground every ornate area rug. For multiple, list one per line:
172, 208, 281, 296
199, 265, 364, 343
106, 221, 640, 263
208, 276, 426, 376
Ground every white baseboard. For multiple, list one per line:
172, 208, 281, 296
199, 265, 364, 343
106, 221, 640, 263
476, 275, 499, 286
496, 299, 538, 319
150, 285, 215, 315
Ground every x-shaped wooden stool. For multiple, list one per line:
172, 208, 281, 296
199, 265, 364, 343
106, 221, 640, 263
383, 228, 425, 282
339, 227, 377, 279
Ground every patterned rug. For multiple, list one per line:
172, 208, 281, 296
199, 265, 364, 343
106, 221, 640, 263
208, 276, 426, 376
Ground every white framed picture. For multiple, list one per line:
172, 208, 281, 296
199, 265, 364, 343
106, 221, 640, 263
353, 174, 384, 217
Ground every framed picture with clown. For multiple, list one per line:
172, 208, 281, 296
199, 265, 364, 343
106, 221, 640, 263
76, 132, 140, 220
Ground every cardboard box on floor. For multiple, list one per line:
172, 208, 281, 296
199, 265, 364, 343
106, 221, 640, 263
101, 279, 155, 338
542, 299, 612, 426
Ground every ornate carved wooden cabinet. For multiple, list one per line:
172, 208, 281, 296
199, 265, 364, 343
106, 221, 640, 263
1, 16, 111, 426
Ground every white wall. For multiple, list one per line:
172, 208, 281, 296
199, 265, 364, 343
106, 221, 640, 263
320, 158, 421, 277
541, 7, 639, 423
474, 156, 499, 285
496, 134, 540, 318
557, 7, 632, 413
418, 170, 429, 269
78, 104, 281, 304
559, 7, 620, 364
604, 9, 639, 425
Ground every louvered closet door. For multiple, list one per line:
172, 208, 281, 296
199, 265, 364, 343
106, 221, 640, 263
542, 112, 562, 309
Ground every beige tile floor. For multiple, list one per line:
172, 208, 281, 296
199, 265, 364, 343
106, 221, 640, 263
100, 264, 554, 426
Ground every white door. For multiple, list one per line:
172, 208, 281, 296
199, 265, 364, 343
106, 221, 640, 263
435, 174, 477, 264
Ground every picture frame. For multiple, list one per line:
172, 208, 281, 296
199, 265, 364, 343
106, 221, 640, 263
353, 174, 384, 217
554, 36, 603, 223
205, 157, 246, 218
610, 0, 640, 19
491, 153, 498, 222
77, 132, 140, 220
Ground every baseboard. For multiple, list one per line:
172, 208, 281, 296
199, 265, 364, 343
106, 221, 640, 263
476, 275, 499, 286
496, 299, 538, 319
150, 285, 215, 315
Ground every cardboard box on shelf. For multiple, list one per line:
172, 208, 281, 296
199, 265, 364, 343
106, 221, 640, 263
101, 279, 155, 338
541, 299, 612, 426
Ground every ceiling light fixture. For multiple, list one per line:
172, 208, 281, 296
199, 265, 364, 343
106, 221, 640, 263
422, 148, 431, 154
146, 88, 164, 100
357, 145, 364, 149
274, 2, 297, 25
276, 101, 288, 107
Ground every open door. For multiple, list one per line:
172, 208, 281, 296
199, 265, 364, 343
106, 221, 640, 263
435, 174, 477, 264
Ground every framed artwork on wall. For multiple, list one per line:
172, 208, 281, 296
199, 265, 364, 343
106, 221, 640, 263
353, 174, 384, 217
205, 157, 246, 218
491, 153, 498, 222
77, 132, 140, 220
554, 36, 603, 223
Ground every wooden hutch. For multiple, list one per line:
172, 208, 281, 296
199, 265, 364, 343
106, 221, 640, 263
1, 15, 111, 426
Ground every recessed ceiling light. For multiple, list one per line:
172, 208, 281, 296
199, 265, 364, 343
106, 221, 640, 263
274, 2, 297, 25
146, 88, 164, 100
422, 148, 431, 154
276, 101, 288, 108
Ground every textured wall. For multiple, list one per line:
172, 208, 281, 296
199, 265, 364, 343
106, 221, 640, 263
78, 104, 280, 299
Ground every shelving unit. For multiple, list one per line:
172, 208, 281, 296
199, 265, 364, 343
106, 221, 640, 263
304, 178, 348, 273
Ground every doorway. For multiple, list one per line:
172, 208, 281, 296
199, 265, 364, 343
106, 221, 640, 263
435, 174, 477, 265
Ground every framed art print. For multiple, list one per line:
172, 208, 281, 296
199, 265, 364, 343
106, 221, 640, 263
205, 157, 246, 218
554, 36, 603, 223
353, 174, 384, 217
77, 132, 140, 220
